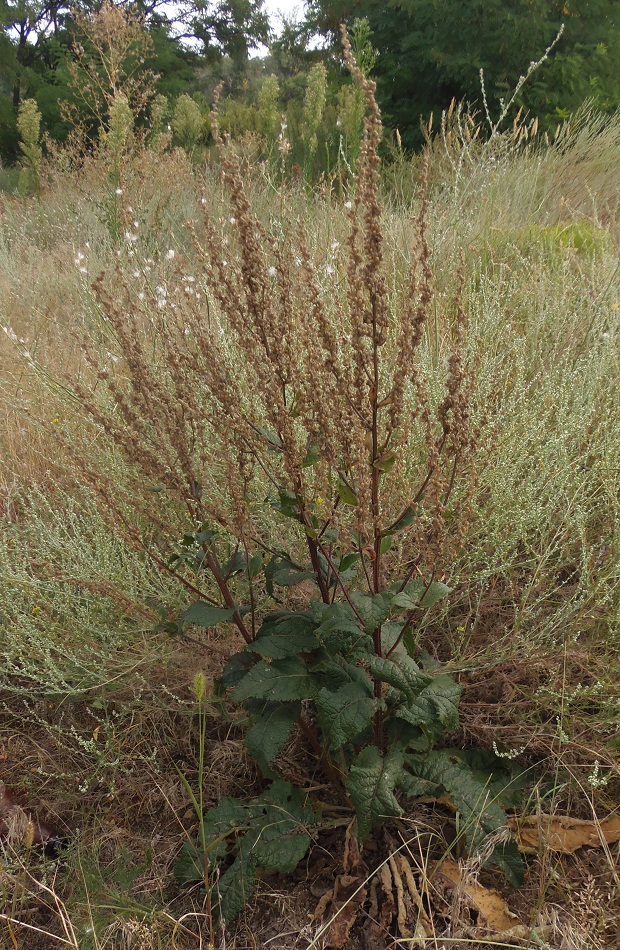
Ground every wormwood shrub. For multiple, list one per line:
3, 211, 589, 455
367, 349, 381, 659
65, 30, 526, 923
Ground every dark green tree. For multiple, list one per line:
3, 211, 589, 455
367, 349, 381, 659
309, 0, 620, 146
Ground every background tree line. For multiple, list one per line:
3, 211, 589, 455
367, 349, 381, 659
1, 0, 619, 168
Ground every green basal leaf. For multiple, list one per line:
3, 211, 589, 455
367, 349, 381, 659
218, 650, 258, 690
245, 701, 301, 770
314, 603, 371, 656
317, 658, 374, 693
404, 751, 524, 885
216, 853, 257, 923
394, 672, 462, 744
246, 781, 316, 873
316, 683, 377, 750
396, 771, 443, 799
182, 602, 237, 627
253, 628, 320, 660
367, 653, 427, 702
202, 797, 249, 840
347, 746, 404, 842
173, 839, 208, 885
380, 622, 405, 654
248, 553, 263, 578
350, 591, 392, 633
232, 658, 318, 703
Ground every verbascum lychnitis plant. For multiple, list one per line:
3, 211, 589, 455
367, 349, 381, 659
64, 26, 526, 923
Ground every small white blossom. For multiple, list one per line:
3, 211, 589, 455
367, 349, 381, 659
166, 248, 175, 260
115, 188, 123, 195
345, 200, 352, 210
124, 231, 138, 243
138, 292, 145, 301
268, 266, 277, 277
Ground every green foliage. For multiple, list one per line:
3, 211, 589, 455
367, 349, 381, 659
16, 97, 42, 196
174, 781, 317, 922
179, 584, 524, 920
302, 61, 328, 171
171, 93, 205, 154
312, 0, 620, 147
517, 222, 613, 263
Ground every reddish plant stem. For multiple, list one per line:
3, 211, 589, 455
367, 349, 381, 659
299, 713, 350, 806
202, 547, 252, 644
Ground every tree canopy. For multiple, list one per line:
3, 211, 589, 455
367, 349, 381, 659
309, 0, 620, 145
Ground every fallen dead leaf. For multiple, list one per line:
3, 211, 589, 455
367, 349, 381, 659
435, 859, 521, 932
313, 826, 369, 948
509, 813, 620, 854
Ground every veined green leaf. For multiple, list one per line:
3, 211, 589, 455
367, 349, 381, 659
245, 782, 315, 873
350, 591, 391, 633
318, 658, 374, 694
367, 653, 427, 702
404, 751, 524, 885
216, 854, 257, 923
316, 684, 377, 750
347, 746, 404, 842
245, 701, 301, 771
253, 628, 320, 659
394, 673, 461, 744
232, 658, 317, 702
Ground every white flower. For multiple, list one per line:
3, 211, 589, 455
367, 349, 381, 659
133, 220, 139, 229
138, 292, 145, 301
229, 217, 237, 225
79, 266, 88, 274
156, 285, 167, 298
331, 241, 340, 251
268, 266, 277, 277
344, 200, 352, 210
166, 248, 175, 260
115, 188, 123, 195
326, 265, 334, 276
200, 197, 207, 205
124, 231, 138, 243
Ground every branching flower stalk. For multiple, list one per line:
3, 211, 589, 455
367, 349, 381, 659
64, 26, 482, 834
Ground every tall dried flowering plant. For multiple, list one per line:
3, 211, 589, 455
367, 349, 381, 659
68, 27, 523, 921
